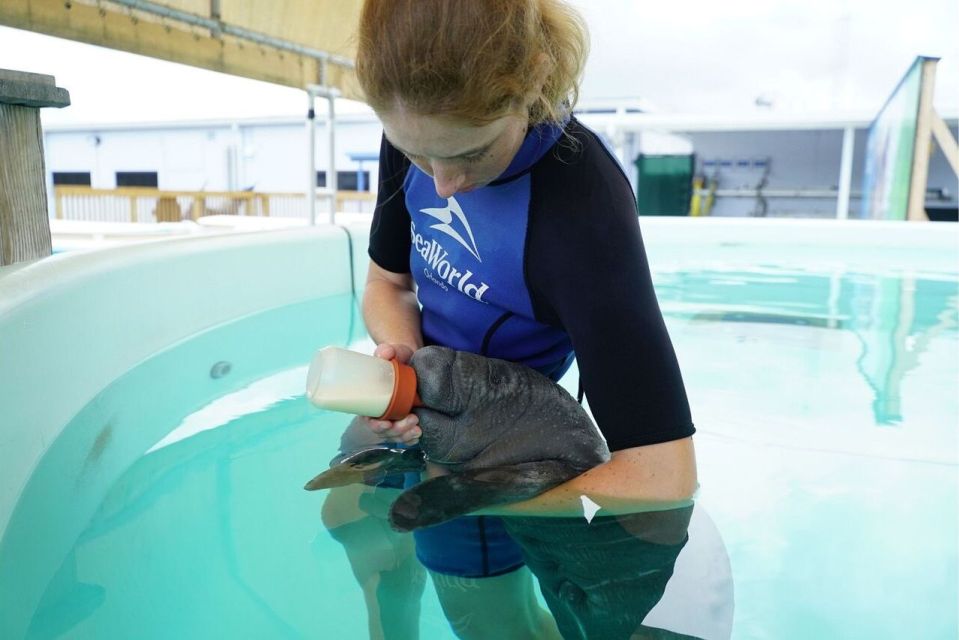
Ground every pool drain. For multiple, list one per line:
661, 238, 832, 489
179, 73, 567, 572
210, 361, 232, 379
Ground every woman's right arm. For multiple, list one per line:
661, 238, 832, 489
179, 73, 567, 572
363, 261, 422, 359
361, 261, 424, 443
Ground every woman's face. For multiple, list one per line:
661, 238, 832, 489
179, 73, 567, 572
379, 104, 528, 199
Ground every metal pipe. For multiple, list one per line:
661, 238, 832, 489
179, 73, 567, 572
107, 0, 354, 68
228, 122, 240, 191
327, 91, 337, 225
699, 188, 866, 199
307, 92, 316, 226
836, 126, 855, 219
307, 84, 340, 224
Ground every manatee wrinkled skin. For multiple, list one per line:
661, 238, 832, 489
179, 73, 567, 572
410, 347, 609, 473
305, 346, 610, 532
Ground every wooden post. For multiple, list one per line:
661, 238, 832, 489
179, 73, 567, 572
930, 112, 959, 177
0, 69, 69, 265
907, 59, 938, 221
54, 186, 63, 219
191, 195, 205, 220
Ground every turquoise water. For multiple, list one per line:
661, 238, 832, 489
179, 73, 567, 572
1, 264, 957, 639
658, 267, 958, 639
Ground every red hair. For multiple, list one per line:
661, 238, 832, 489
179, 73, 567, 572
356, 0, 588, 125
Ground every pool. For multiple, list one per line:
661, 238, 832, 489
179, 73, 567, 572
0, 219, 956, 639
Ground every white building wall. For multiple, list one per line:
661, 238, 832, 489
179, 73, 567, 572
44, 117, 384, 194
44, 114, 957, 221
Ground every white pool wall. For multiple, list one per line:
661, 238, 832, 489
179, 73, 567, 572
0, 223, 372, 536
640, 218, 958, 276
0, 217, 955, 540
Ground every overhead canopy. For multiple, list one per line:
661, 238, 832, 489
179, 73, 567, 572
0, 0, 362, 97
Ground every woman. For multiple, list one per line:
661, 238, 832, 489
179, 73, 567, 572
348, 1, 698, 637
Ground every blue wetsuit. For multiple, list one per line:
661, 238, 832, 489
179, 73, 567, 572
369, 117, 694, 577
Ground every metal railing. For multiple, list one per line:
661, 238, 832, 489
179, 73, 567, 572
52, 187, 376, 223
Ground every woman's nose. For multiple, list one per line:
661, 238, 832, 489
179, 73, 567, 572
431, 163, 466, 198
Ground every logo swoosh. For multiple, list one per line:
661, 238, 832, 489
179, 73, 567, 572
420, 196, 481, 261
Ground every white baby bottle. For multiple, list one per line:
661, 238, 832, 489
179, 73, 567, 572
306, 346, 420, 419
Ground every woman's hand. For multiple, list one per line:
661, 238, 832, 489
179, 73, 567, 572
362, 342, 422, 445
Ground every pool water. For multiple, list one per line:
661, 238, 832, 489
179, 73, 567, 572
658, 267, 958, 639
1, 263, 956, 639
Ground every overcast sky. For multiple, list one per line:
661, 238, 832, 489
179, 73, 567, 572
0, 0, 955, 126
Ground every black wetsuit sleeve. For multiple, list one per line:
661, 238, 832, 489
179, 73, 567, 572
527, 122, 694, 452
368, 133, 413, 273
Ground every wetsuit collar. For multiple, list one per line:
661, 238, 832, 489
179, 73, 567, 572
489, 118, 567, 185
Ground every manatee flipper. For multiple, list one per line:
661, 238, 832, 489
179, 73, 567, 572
304, 446, 425, 491
388, 460, 577, 532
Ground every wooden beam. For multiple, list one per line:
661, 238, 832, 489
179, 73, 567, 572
907, 59, 937, 222
0, 0, 359, 97
931, 111, 959, 177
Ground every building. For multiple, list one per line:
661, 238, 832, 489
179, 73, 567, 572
43, 109, 959, 220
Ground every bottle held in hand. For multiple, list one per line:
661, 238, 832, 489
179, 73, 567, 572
306, 346, 420, 420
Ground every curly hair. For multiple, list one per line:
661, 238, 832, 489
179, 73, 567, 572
356, 0, 588, 126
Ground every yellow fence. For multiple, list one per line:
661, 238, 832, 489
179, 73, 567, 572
53, 187, 376, 223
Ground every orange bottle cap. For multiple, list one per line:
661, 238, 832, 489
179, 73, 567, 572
379, 359, 422, 421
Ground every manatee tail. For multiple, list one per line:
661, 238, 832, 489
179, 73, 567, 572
388, 460, 576, 532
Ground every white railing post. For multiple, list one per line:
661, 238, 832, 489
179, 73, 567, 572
327, 90, 337, 225
836, 126, 855, 219
306, 89, 317, 226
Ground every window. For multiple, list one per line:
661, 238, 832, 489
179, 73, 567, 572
52, 172, 92, 186
316, 170, 372, 192
116, 171, 158, 188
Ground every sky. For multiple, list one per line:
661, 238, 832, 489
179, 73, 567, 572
0, 0, 956, 126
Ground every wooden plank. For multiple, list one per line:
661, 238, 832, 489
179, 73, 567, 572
0, 68, 55, 85
0, 74, 70, 108
0, 0, 359, 96
54, 186, 375, 199
0, 103, 52, 265
907, 59, 937, 222
931, 111, 959, 177
221, 0, 360, 60
52, 186, 376, 223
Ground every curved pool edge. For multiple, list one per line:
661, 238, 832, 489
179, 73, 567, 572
0, 216, 955, 639
0, 223, 372, 539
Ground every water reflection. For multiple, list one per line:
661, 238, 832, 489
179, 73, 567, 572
321, 484, 427, 640
504, 509, 698, 640
849, 275, 958, 425
656, 269, 959, 425
322, 419, 734, 640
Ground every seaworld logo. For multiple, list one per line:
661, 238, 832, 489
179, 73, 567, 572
411, 220, 489, 303
420, 196, 482, 262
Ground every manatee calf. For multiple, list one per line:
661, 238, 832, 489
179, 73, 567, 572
305, 346, 610, 531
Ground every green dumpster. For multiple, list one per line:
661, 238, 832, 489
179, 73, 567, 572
634, 154, 694, 216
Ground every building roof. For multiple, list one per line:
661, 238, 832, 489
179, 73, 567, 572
579, 111, 959, 133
